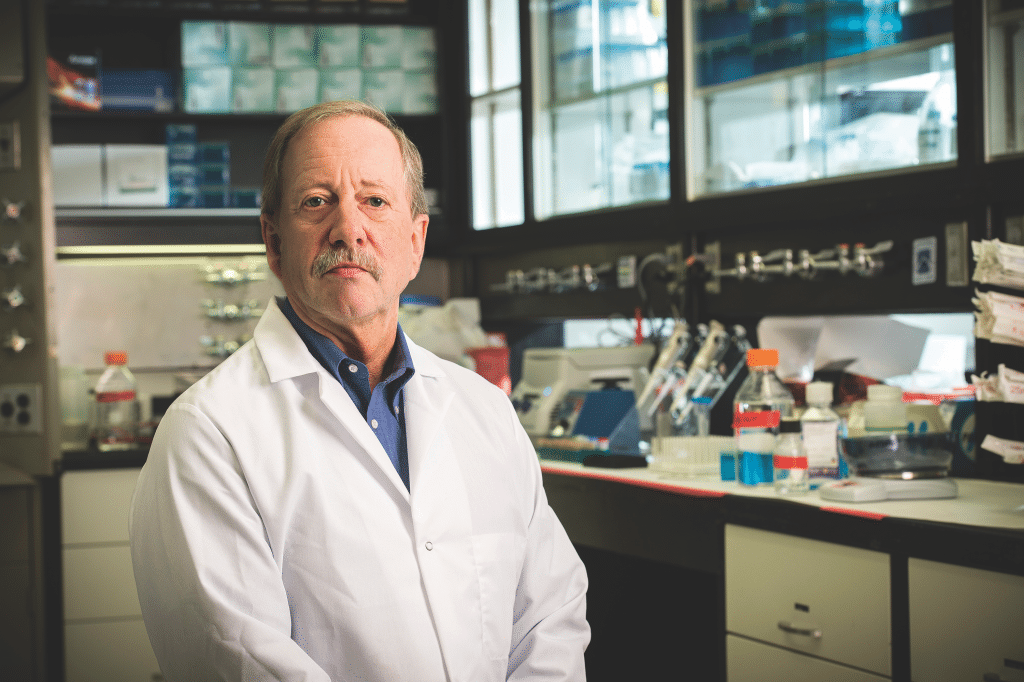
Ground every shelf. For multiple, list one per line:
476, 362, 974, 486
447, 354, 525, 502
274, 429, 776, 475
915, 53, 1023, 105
56, 207, 261, 220
693, 33, 951, 97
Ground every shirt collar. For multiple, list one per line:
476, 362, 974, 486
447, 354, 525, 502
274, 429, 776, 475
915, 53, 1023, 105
277, 296, 415, 403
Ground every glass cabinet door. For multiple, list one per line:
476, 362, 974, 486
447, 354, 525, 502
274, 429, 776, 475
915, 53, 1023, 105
470, 0, 526, 230
532, 0, 670, 220
987, 0, 1024, 158
686, 0, 956, 198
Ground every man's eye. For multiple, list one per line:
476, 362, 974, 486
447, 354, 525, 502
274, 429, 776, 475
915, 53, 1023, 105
367, 196, 386, 208
304, 197, 326, 208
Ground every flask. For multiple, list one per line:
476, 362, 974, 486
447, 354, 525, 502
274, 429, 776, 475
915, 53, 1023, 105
774, 417, 808, 495
801, 381, 843, 479
733, 348, 794, 486
92, 351, 139, 451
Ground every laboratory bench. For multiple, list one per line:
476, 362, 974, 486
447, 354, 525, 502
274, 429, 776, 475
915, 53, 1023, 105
53, 450, 1024, 682
540, 461, 1024, 682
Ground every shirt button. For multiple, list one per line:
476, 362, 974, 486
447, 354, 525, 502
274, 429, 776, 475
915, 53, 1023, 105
371, 419, 378, 429
347, 364, 358, 373
424, 541, 433, 551
393, 406, 399, 415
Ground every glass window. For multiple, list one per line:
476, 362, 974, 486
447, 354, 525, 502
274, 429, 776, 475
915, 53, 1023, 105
469, 0, 525, 229
687, 0, 957, 198
532, 0, 670, 220
987, 0, 1024, 158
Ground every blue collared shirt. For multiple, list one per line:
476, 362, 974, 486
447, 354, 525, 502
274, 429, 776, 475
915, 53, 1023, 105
278, 297, 415, 489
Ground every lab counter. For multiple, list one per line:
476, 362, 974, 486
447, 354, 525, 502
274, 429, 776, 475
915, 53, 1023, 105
540, 461, 1024, 682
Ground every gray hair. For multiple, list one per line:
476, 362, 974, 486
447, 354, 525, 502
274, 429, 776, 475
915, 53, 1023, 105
261, 100, 428, 219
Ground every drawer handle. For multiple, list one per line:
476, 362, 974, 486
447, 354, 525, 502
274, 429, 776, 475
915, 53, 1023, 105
777, 620, 822, 638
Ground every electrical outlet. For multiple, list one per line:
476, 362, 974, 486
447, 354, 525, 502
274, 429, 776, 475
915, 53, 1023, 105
0, 383, 42, 433
912, 236, 938, 286
0, 121, 20, 171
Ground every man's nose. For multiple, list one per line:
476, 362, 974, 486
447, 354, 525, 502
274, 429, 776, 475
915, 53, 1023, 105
328, 197, 367, 247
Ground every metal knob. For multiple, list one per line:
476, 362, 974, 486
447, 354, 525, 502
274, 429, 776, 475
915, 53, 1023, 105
2, 241, 26, 265
4, 329, 29, 353
1, 198, 26, 222
3, 285, 25, 309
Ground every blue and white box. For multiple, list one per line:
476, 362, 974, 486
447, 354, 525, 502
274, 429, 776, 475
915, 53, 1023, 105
319, 68, 363, 103
181, 21, 229, 67
362, 68, 403, 113
361, 26, 404, 69
232, 67, 275, 112
182, 67, 232, 113
272, 24, 317, 68
276, 68, 320, 112
228, 22, 272, 67
402, 70, 438, 114
317, 24, 361, 68
401, 27, 437, 70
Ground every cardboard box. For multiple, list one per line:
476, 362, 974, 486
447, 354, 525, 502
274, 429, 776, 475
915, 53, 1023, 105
228, 22, 272, 67
104, 145, 169, 207
51, 145, 104, 207
319, 68, 362, 103
181, 21, 229, 67
362, 69, 403, 113
317, 25, 361, 68
402, 27, 437, 70
276, 68, 320, 112
100, 70, 175, 112
361, 26, 404, 69
232, 67, 275, 112
182, 67, 232, 113
272, 24, 317, 68
402, 70, 438, 114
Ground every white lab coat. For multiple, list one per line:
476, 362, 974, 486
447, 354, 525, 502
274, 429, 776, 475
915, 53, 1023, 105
129, 298, 589, 682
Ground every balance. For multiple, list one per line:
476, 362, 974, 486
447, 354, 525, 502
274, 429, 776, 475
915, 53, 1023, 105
819, 432, 959, 503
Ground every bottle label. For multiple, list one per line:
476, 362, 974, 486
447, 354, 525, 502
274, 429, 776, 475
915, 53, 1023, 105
733, 409, 780, 429
773, 454, 808, 470
96, 390, 136, 403
802, 420, 839, 468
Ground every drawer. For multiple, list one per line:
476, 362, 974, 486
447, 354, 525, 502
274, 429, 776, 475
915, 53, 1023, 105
65, 619, 161, 682
62, 468, 141, 545
728, 634, 890, 682
725, 524, 891, 676
63, 545, 141, 620
909, 559, 1024, 682
0, 487, 31, 562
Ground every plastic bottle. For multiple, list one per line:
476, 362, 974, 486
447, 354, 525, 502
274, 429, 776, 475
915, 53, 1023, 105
92, 351, 139, 451
733, 348, 794, 486
801, 380, 844, 479
864, 383, 907, 433
774, 417, 808, 495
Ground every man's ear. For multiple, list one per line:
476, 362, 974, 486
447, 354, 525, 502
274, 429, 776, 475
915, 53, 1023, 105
409, 213, 428, 279
261, 213, 283, 279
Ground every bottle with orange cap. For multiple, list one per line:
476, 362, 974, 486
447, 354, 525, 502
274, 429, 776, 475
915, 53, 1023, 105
733, 348, 794, 486
91, 350, 140, 451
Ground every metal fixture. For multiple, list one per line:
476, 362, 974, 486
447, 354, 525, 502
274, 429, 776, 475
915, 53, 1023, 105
491, 262, 617, 295
699, 239, 893, 292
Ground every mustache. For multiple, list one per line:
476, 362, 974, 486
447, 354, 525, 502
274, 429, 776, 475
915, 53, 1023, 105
310, 245, 382, 281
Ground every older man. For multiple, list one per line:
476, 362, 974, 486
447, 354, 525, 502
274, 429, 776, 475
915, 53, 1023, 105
129, 100, 590, 682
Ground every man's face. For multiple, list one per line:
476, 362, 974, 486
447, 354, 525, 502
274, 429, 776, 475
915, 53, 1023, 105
261, 115, 428, 341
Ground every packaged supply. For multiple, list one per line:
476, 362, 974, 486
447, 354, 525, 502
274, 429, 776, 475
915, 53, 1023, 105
801, 380, 844, 479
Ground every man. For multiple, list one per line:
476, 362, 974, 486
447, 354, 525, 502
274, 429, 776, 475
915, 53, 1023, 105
129, 100, 590, 681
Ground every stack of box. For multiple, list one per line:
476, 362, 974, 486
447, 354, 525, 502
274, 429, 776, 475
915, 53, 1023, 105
197, 142, 232, 209
181, 20, 438, 115
167, 124, 199, 208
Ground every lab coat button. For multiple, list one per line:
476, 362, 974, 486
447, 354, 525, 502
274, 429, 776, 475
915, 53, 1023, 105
371, 419, 378, 429
347, 364, 358, 373
424, 541, 433, 551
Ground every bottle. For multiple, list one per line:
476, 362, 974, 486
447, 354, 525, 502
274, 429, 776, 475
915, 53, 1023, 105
917, 47, 957, 164
801, 380, 843, 479
774, 417, 808, 495
92, 351, 139, 451
733, 348, 794, 486
864, 383, 907, 433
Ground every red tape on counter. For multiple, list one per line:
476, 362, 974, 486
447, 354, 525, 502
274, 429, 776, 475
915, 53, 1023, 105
733, 409, 780, 429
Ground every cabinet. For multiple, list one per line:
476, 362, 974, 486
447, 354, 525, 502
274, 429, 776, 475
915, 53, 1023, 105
728, 634, 889, 682
725, 523, 892, 678
61, 468, 160, 682
908, 558, 1024, 682
46, 2, 452, 251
